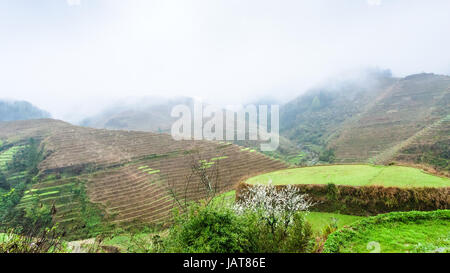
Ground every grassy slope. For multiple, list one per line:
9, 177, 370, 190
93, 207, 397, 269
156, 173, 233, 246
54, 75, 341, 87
246, 165, 450, 187
305, 212, 363, 233
325, 210, 450, 253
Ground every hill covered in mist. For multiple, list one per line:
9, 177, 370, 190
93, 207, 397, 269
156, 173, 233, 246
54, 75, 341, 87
280, 71, 450, 173
0, 100, 50, 122
80, 97, 194, 133
75, 70, 449, 173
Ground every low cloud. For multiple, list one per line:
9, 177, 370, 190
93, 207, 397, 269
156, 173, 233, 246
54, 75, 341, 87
367, 0, 382, 6
67, 0, 81, 6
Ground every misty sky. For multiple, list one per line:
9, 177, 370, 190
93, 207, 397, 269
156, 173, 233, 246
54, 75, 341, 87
1, 0, 450, 123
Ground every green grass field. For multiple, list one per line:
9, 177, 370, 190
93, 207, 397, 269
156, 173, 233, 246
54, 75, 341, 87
305, 212, 363, 233
324, 210, 450, 253
246, 165, 450, 187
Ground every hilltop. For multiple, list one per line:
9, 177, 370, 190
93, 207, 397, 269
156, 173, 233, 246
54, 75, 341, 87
0, 100, 50, 122
80, 97, 195, 134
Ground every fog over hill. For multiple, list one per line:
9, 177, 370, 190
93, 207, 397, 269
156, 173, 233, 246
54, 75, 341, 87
2, 1, 450, 121
280, 71, 450, 171
0, 100, 51, 122
80, 96, 194, 133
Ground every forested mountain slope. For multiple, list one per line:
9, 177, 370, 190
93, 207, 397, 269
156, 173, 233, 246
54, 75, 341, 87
280, 72, 450, 170
0, 100, 50, 122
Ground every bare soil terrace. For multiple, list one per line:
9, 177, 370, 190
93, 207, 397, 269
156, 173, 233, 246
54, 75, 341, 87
8, 119, 287, 230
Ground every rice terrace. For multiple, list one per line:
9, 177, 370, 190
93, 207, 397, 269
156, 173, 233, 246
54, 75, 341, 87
0, 0, 450, 262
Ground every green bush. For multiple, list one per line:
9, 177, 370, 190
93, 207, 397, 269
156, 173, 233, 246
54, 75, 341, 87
242, 209, 314, 253
165, 204, 251, 253
319, 149, 335, 163
0, 226, 67, 253
162, 202, 315, 253
279, 212, 314, 252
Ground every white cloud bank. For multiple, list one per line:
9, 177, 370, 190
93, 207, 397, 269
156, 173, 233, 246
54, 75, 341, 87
367, 0, 382, 6
67, 0, 81, 6
1, 0, 450, 123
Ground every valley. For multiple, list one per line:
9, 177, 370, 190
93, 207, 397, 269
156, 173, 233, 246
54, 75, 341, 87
1, 72, 449, 253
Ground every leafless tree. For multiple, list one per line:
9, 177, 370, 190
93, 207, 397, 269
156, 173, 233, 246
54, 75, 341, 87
167, 149, 223, 213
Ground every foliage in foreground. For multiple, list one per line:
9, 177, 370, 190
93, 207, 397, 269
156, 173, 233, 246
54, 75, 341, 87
161, 204, 314, 253
164, 204, 250, 253
161, 183, 315, 253
0, 225, 67, 253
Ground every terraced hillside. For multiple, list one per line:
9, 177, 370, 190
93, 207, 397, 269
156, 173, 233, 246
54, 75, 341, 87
0, 119, 72, 144
393, 114, 450, 173
0, 145, 29, 187
329, 73, 450, 164
279, 72, 450, 169
2, 119, 287, 236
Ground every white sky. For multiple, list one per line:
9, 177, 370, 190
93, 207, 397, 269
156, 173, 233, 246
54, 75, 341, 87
1, 0, 450, 122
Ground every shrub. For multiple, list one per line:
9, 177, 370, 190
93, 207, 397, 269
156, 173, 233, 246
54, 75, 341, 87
164, 204, 251, 253
235, 183, 315, 253
319, 149, 335, 163
0, 225, 66, 253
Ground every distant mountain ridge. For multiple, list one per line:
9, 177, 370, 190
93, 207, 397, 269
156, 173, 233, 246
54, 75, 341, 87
0, 100, 50, 122
80, 97, 194, 133
78, 71, 450, 173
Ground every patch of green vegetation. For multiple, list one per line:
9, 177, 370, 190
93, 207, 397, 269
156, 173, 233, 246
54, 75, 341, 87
305, 212, 364, 233
1, 139, 45, 231
103, 229, 164, 253
211, 156, 228, 161
36, 190, 59, 197
199, 159, 215, 169
24, 183, 76, 195
319, 149, 336, 163
216, 142, 232, 149
247, 165, 450, 187
138, 165, 149, 170
284, 153, 306, 165
210, 190, 236, 207
324, 210, 450, 253
138, 151, 180, 162
12, 175, 113, 240
0, 146, 23, 171
147, 170, 160, 175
